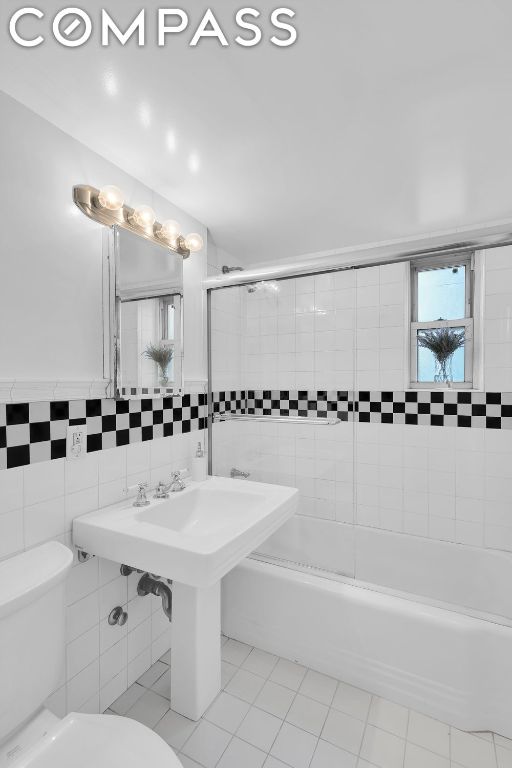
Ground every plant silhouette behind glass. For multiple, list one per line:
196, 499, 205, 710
142, 343, 173, 385
417, 327, 465, 383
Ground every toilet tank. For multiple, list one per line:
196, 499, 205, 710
0, 541, 73, 744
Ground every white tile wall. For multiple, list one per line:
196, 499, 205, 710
0, 430, 204, 717
211, 247, 512, 565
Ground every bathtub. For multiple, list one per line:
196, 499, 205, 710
222, 521, 512, 737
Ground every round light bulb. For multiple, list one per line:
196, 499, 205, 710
97, 185, 124, 211
132, 205, 156, 229
157, 219, 181, 243
184, 233, 204, 253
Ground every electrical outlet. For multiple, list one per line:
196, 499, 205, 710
66, 424, 87, 460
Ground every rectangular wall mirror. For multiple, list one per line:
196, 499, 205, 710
105, 226, 184, 398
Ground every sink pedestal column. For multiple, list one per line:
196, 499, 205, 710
170, 581, 221, 721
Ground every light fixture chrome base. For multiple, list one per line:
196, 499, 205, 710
73, 185, 190, 258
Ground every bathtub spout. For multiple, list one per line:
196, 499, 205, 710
137, 573, 173, 621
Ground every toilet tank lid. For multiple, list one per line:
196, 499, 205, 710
0, 541, 73, 620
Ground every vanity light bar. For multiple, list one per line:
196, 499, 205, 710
73, 184, 204, 258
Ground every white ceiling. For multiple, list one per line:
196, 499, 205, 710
2, 0, 512, 265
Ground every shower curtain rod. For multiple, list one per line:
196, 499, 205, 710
203, 218, 512, 291
213, 413, 341, 426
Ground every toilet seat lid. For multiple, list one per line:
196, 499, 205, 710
11, 712, 183, 768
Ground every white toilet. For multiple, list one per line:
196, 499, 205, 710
0, 541, 182, 767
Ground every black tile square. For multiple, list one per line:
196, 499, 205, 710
430, 415, 444, 426
458, 415, 472, 428
486, 417, 501, 429
191, 406, 199, 420
6, 403, 29, 425
298, 391, 308, 400
173, 408, 182, 422
418, 403, 431, 414
182, 395, 191, 408
382, 392, 393, 402
163, 422, 173, 437
142, 426, 153, 441
486, 393, 501, 405
430, 392, 444, 404
182, 420, 191, 433
50, 401, 69, 421
116, 429, 130, 447
116, 400, 130, 414
141, 400, 153, 412
359, 412, 370, 423
370, 402, 381, 412
502, 405, 512, 418
382, 413, 393, 424
129, 412, 142, 428
163, 397, 173, 410
102, 415, 116, 432
359, 392, 370, 401
30, 422, 51, 443
0, 426, 5, 449
86, 399, 102, 418
51, 439, 66, 459
457, 392, 471, 404
405, 414, 418, 425
472, 404, 486, 417
444, 404, 457, 416
87, 433, 102, 452
393, 402, 406, 413
307, 401, 317, 410
69, 418, 86, 426
153, 410, 164, 425
405, 392, 418, 402
317, 391, 327, 401
7, 444, 30, 468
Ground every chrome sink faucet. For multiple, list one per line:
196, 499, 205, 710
169, 470, 186, 493
133, 483, 150, 507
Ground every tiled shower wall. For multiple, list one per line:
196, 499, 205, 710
0, 400, 206, 717
211, 246, 512, 563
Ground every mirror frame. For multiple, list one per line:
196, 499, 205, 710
103, 226, 185, 399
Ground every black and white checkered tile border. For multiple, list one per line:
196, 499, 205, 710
213, 390, 512, 430
0, 394, 207, 470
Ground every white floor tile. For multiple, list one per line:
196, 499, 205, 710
242, 648, 279, 678
221, 638, 253, 666
225, 668, 266, 703
321, 708, 365, 755
332, 681, 372, 721
237, 706, 282, 752
270, 722, 318, 768
151, 668, 171, 698
221, 661, 238, 688
205, 692, 250, 733
216, 737, 266, 768
126, 689, 169, 728
368, 697, 409, 738
450, 729, 497, 768
407, 711, 450, 758
310, 738, 358, 768
110, 682, 146, 715
360, 725, 406, 768
263, 758, 290, 768
254, 681, 296, 719
154, 709, 197, 750
404, 742, 450, 768
286, 694, 329, 736
269, 658, 307, 691
137, 660, 168, 688
178, 755, 204, 768
299, 669, 338, 706
181, 721, 232, 768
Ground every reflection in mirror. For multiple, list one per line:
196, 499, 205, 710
114, 227, 184, 398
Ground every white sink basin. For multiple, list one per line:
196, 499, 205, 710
73, 476, 297, 587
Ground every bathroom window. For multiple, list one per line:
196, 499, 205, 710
159, 296, 179, 382
410, 253, 474, 388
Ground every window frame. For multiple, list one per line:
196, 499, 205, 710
410, 252, 474, 389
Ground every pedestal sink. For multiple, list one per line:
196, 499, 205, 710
73, 476, 298, 720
